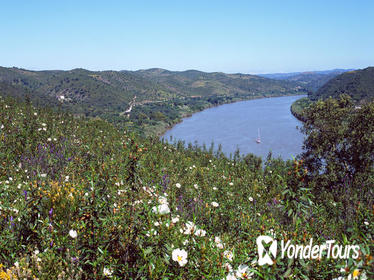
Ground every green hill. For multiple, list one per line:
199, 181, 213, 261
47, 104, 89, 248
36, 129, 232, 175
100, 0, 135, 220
310, 67, 374, 103
134, 68, 306, 97
0, 66, 308, 135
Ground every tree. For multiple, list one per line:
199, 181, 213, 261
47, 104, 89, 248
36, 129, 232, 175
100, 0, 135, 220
300, 95, 374, 195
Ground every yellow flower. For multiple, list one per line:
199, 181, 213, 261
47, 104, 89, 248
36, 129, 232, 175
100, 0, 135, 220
352, 269, 360, 278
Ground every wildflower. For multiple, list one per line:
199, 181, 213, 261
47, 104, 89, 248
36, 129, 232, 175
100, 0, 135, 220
158, 196, 168, 205
229, 182, 234, 186
226, 273, 237, 280
236, 264, 253, 279
364, 221, 369, 226
152, 204, 170, 215
224, 250, 233, 261
40, 173, 47, 178
69, 229, 78, 238
103, 267, 113, 277
172, 216, 180, 223
352, 269, 360, 279
211, 202, 219, 207
183, 221, 197, 235
215, 236, 224, 249
154, 221, 160, 227
194, 229, 206, 237
172, 248, 188, 267
176, 183, 181, 188
224, 262, 233, 272
213, 187, 218, 190
194, 184, 199, 189
248, 196, 253, 202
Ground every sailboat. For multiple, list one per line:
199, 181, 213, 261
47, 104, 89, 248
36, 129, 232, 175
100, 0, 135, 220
256, 128, 261, 144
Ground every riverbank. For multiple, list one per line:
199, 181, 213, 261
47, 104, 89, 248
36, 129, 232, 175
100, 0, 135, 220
290, 97, 312, 121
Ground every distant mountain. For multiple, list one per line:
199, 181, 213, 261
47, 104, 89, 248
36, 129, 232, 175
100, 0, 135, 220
133, 68, 306, 97
259, 69, 354, 92
310, 67, 374, 103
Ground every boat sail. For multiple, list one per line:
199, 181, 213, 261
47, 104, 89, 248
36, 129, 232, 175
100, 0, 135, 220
256, 128, 261, 144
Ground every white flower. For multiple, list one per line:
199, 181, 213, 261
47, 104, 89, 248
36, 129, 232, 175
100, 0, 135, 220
103, 267, 113, 277
158, 196, 168, 205
236, 264, 253, 279
152, 204, 170, 215
211, 202, 219, 208
229, 182, 234, 186
224, 262, 233, 272
194, 229, 206, 237
224, 250, 233, 261
183, 221, 197, 235
40, 173, 47, 178
215, 236, 224, 249
248, 196, 254, 202
175, 183, 181, 188
69, 229, 78, 239
172, 216, 180, 223
154, 221, 160, 227
226, 272, 237, 280
364, 221, 369, 226
194, 184, 199, 189
34, 249, 40, 255
213, 187, 218, 191
172, 248, 188, 267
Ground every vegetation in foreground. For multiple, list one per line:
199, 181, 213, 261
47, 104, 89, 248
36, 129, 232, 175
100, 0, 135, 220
0, 95, 372, 279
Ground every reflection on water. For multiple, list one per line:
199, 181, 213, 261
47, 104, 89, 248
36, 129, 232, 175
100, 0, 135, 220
162, 95, 306, 160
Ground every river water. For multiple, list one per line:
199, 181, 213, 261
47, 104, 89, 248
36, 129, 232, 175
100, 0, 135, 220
162, 95, 306, 160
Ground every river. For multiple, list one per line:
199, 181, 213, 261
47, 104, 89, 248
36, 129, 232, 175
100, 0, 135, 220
162, 95, 306, 160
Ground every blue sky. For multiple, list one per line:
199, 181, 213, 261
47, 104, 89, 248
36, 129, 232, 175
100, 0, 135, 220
1, 0, 373, 73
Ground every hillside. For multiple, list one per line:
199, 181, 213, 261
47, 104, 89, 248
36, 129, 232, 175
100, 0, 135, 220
134, 68, 305, 97
0, 66, 308, 135
310, 67, 374, 103
260, 69, 353, 92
